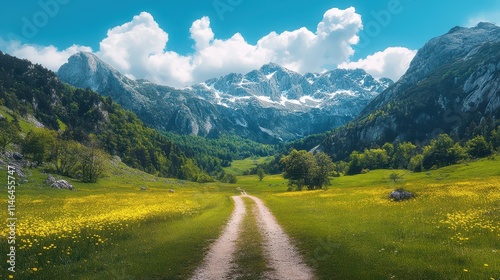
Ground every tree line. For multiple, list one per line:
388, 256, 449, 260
343, 130, 500, 175
0, 51, 211, 182
277, 125, 500, 191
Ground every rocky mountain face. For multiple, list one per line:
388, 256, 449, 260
58, 53, 392, 143
315, 23, 500, 159
361, 22, 500, 113
187, 63, 391, 114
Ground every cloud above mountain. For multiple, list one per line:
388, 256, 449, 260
339, 47, 417, 81
467, 11, 500, 27
0, 8, 416, 87
0, 39, 91, 72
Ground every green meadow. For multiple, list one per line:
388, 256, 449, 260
223, 156, 273, 175
238, 158, 500, 279
0, 155, 499, 279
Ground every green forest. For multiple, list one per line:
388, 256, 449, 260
0, 51, 284, 183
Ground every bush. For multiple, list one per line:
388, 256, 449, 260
466, 135, 493, 158
389, 172, 404, 183
197, 174, 214, 183
221, 174, 238, 184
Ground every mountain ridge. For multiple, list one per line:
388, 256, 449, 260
58, 53, 392, 142
310, 22, 500, 160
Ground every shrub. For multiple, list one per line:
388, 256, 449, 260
221, 173, 238, 184
389, 172, 404, 183
466, 135, 493, 158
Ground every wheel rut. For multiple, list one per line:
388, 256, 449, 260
191, 193, 315, 280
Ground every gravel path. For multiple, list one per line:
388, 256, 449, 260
247, 195, 315, 280
190, 196, 246, 280
191, 194, 315, 280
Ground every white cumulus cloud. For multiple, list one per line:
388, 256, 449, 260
338, 47, 417, 81
106, 8, 363, 87
0, 8, 417, 87
97, 12, 170, 81
0, 40, 92, 72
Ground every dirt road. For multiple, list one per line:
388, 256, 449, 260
190, 194, 315, 280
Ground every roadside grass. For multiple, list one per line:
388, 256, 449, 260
0, 159, 234, 280
230, 197, 270, 280
237, 157, 500, 279
224, 156, 273, 175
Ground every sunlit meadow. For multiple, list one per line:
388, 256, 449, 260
236, 157, 500, 279
0, 164, 233, 279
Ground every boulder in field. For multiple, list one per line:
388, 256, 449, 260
44, 174, 74, 190
389, 189, 414, 202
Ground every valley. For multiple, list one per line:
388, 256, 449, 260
1, 155, 498, 279
0, 10, 499, 280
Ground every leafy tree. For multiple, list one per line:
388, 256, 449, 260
409, 154, 424, 172
0, 119, 20, 152
347, 151, 363, 175
422, 134, 465, 168
281, 149, 316, 189
180, 159, 203, 182
311, 152, 334, 189
58, 140, 82, 177
382, 142, 395, 161
221, 173, 238, 184
363, 148, 390, 170
389, 172, 404, 183
333, 160, 348, 176
281, 150, 334, 190
79, 138, 107, 183
466, 135, 493, 158
256, 167, 265, 181
22, 128, 56, 165
196, 173, 214, 183
393, 142, 417, 169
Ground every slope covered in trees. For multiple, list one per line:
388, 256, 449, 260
0, 51, 206, 180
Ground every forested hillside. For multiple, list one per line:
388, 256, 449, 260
293, 24, 500, 161
0, 51, 206, 180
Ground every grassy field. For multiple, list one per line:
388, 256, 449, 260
1, 154, 499, 279
0, 159, 236, 279
223, 156, 273, 175
239, 157, 500, 279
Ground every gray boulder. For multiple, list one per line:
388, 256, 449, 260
44, 175, 74, 190
389, 189, 414, 202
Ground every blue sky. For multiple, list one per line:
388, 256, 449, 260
1, 0, 499, 87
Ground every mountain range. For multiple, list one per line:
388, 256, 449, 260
313, 22, 500, 159
3, 22, 499, 166
58, 53, 392, 143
